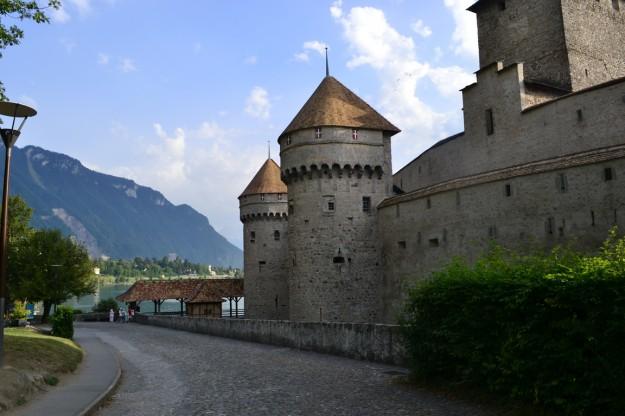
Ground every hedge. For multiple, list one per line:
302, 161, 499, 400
401, 231, 625, 415
51, 306, 75, 339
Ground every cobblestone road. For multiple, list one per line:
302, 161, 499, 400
79, 322, 497, 416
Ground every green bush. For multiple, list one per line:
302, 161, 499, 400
51, 306, 74, 339
401, 230, 625, 415
10, 301, 28, 320
72, 308, 83, 315
92, 298, 118, 313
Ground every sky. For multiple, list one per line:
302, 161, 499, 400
1, 0, 479, 249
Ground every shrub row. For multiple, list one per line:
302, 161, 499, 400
401, 231, 625, 415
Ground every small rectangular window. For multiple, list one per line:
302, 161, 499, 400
260, 194, 265, 201
488, 225, 497, 239
352, 129, 359, 140
591, 210, 596, 227
362, 196, 371, 212
398, 241, 406, 249
557, 173, 568, 193
250, 231, 256, 243
546, 217, 555, 235
315, 127, 322, 139
286, 135, 292, 145
323, 195, 336, 213
577, 109, 583, 122
289, 201, 294, 215
426, 198, 432, 209
278, 194, 283, 200
498, 0, 506, 10
485, 109, 494, 135
604, 167, 614, 181
505, 184, 512, 197
456, 191, 461, 206
258, 261, 266, 272
274, 230, 280, 241
429, 238, 439, 248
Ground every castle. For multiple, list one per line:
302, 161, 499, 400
239, 0, 625, 324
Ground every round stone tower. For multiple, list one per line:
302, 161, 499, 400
239, 158, 289, 320
279, 75, 400, 323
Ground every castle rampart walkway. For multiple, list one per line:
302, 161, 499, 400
83, 322, 499, 415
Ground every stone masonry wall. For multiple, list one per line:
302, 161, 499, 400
475, 0, 570, 90
240, 193, 289, 320
562, 0, 625, 91
394, 63, 625, 194
280, 127, 389, 323
135, 314, 407, 366
380, 151, 625, 323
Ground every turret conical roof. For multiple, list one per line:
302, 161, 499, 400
281, 76, 400, 136
239, 158, 287, 198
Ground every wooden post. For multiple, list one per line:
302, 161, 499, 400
180, 299, 184, 316
229, 297, 233, 317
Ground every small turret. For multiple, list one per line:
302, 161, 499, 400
239, 159, 289, 320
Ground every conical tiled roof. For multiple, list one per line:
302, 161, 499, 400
281, 76, 400, 136
239, 159, 287, 198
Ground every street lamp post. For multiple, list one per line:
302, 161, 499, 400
0, 102, 37, 367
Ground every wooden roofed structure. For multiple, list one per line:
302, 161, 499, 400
116, 278, 244, 317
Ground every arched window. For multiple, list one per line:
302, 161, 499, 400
274, 230, 280, 241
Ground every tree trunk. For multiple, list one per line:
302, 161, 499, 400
42, 300, 52, 323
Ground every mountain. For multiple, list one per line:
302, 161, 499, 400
4, 145, 242, 267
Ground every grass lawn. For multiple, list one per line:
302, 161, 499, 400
0, 327, 83, 411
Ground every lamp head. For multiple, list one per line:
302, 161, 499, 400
0, 101, 37, 148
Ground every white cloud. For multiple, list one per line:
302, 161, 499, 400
411, 19, 432, 38
104, 120, 267, 247
293, 52, 310, 62
245, 87, 271, 120
244, 55, 257, 65
303, 40, 328, 56
443, 0, 478, 58
119, 58, 137, 73
97, 53, 110, 65
330, 2, 475, 167
428, 66, 476, 97
51, 6, 71, 23
330, 0, 343, 18
68, 0, 92, 16
147, 124, 187, 184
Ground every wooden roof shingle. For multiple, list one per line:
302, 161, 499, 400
281, 76, 400, 137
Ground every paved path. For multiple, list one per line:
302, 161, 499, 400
83, 322, 497, 416
10, 330, 120, 416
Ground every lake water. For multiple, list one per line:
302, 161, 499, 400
64, 282, 244, 314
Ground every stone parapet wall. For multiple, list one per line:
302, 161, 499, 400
134, 314, 407, 366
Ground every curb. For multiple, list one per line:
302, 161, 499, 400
78, 345, 122, 416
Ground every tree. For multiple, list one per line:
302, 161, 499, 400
0, 0, 61, 101
7, 196, 33, 301
12, 228, 95, 321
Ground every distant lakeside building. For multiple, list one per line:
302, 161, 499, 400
239, 0, 625, 324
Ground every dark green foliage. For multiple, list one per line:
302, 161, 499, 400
94, 257, 237, 280
51, 306, 74, 339
92, 298, 118, 313
401, 231, 625, 415
11, 228, 95, 321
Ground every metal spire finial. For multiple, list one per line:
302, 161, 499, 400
325, 47, 329, 77
267, 140, 271, 159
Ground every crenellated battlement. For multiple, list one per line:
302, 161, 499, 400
281, 163, 384, 184
240, 211, 288, 223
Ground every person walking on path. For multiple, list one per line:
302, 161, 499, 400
119, 308, 126, 323
109, 308, 114, 323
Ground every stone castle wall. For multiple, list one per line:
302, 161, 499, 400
240, 193, 289, 320
280, 127, 390, 323
380, 148, 625, 323
395, 62, 625, 194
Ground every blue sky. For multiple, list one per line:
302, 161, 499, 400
1, 0, 479, 249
